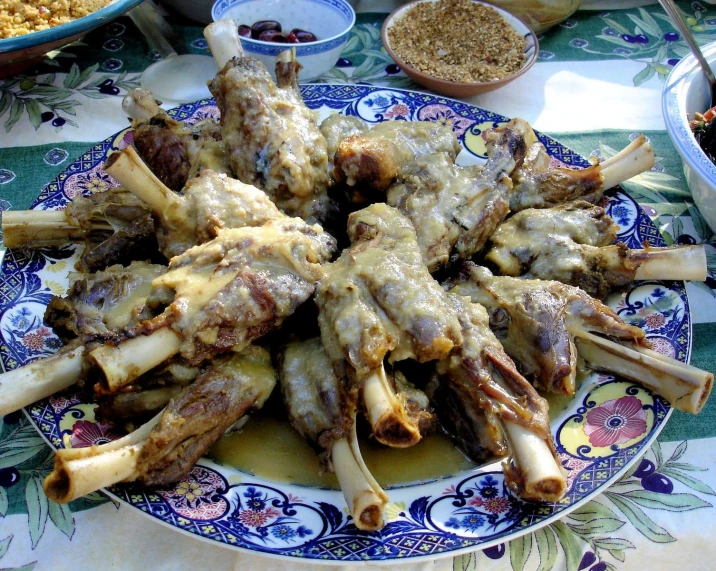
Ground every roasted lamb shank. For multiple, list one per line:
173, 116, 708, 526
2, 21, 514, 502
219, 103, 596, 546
485, 201, 706, 299
428, 293, 567, 502
89, 218, 336, 391
316, 203, 460, 447
447, 264, 713, 413
386, 121, 527, 272
1, 187, 158, 273
104, 146, 285, 259
279, 338, 389, 530
333, 119, 462, 194
44, 346, 276, 502
0, 261, 167, 417
505, 119, 655, 211
204, 21, 331, 223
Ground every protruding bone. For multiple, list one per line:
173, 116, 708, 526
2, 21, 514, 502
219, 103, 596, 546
362, 366, 421, 448
122, 88, 163, 121
104, 146, 185, 224
1, 210, 113, 249
332, 416, 388, 531
574, 331, 713, 414
503, 422, 567, 502
43, 412, 162, 504
204, 19, 244, 69
630, 244, 707, 281
44, 443, 143, 504
0, 346, 85, 417
599, 134, 655, 191
89, 328, 183, 392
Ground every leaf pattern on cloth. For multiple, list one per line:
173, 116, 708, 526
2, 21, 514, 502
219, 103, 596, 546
0, 64, 139, 133
454, 441, 714, 571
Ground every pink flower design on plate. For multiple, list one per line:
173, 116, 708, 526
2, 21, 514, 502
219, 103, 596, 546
468, 496, 509, 514
584, 396, 647, 448
70, 420, 122, 448
49, 394, 81, 414
158, 467, 228, 520
417, 104, 474, 137
21, 326, 51, 351
643, 312, 666, 329
384, 103, 410, 120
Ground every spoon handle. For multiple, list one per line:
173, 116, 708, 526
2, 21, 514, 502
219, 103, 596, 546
659, 0, 716, 98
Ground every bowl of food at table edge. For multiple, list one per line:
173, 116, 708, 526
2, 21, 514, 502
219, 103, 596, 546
211, 0, 355, 82
0, 0, 144, 75
663, 39, 716, 233
381, 0, 538, 98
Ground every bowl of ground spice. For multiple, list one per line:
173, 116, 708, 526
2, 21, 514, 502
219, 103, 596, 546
382, 0, 538, 98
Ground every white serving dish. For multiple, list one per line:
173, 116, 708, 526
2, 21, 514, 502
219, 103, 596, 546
663, 40, 716, 232
211, 0, 355, 81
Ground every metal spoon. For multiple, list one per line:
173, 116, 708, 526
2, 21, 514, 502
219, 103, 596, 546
659, 0, 716, 108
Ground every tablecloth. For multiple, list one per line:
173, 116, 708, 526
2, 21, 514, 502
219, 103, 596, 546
0, 1, 715, 569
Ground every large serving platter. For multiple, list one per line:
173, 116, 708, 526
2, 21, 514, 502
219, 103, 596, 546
0, 85, 688, 562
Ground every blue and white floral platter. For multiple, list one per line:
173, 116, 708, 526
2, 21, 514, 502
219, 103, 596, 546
0, 85, 689, 562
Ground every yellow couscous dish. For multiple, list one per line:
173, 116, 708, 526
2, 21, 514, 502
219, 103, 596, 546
0, 0, 112, 40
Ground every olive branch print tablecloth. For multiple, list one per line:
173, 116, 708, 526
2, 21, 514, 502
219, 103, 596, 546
1, 1, 716, 570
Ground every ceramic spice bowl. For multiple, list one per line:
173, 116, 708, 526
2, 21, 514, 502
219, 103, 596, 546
381, 0, 539, 98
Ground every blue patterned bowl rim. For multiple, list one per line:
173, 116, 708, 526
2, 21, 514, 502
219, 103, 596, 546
662, 40, 716, 191
0, 0, 144, 56
211, 0, 356, 56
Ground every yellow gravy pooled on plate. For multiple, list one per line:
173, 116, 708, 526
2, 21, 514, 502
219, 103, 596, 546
209, 383, 572, 489
209, 410, 477, 489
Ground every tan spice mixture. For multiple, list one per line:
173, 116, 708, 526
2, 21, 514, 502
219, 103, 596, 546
387, 0, 527, 83
0, 0, 112, 40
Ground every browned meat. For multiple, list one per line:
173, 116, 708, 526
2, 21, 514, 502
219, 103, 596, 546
484, 201, 700, 299
506, 119, 654, 211
320, 114, 369, 187
44, 261, 166, 350
316, 204, 460, 447
209, 55, 331, 223
137, 346, 276, 486
138, 218, 336, 364
334, 120, 461, 193
427, 293, 566, 502
446, 263, 646, 396
387, 123, 527, 272
125, 88, 231, 191
77, 214, 161, 273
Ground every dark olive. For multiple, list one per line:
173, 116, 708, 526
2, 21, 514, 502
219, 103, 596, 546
251, 20, 282, 39
285, 31, 300, 44
258, 30, 286, 43
238, 24, 251, 38
291, 28, 318, 42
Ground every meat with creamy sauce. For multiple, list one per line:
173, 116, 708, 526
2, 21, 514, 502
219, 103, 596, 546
316, 203, 460, 447
334, 120, 461, 194
445, 263, 646, 396
209, 54, 331, 223
387, 122, 527, 272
